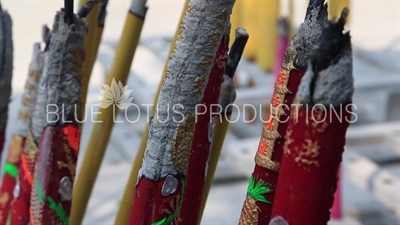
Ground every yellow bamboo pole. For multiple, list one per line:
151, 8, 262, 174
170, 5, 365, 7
256, 0, 279, 72
328, 0, 350, 22
198, 114, 231, 221
70, 2, 147, 224
79, 0, 100, 120
113, 1, 189, 224
242, 0, 257, 60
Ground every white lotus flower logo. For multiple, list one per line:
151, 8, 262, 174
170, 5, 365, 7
97, 78, 134, 109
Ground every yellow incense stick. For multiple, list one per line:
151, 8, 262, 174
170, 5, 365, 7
199, 114, 231, 222
328, 0, 350, 22
113, 1, 189, 224
79, 0, 100, 120
70, 3, 147, 224
256, 0, 279, 72
242, 0, 257, 60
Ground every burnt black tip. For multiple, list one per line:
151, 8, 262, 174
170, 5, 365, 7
64, 0, 74, 25
98, 0, 109, 27
225, 28, 249, 79
309, 7, 351, 104
312, 7, 350, 75
306, 0, 325, 17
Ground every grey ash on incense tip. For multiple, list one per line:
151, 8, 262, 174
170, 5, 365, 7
296, 8, 353, 107
47, 10, 87, 124
14, 43, 46, 138
284, 0, 328, 68
43, 9, 87, 127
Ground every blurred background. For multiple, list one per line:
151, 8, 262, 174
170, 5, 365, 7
1, 0, 399, 224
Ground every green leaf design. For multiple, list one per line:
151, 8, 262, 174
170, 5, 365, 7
246, 175, 272, 204
152, 218, 167, 225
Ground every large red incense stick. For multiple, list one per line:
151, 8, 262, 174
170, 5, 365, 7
0, 43, 45, 225
0, 4, 13, 160
29, 10, 86, 225
270, 9, 353, 224
238, 0, 328, 224
176, 30, 229, 224
128, 1, 234, 224
10, 26, 51, 225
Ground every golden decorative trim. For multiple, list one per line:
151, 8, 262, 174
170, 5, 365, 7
238, 196, 260, 225
283, 129, 293, 155
7, 135, 24, 163
29, 70, 41, 83
172, 112, 196, 175
255, 152, 280, 172
0, 193, 10, 207
294, 139, 321, 169
255, 66, 291, 170
192, 76, 206, 93
23, 131, 39, 155
57, 142, 76, 180
310, 107, 330, 133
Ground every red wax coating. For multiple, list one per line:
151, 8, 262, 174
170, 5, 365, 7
177, 36, 229, 224
30, 125, 78, 225
251, 68, 305, 224
271, 106, 352, 224
129, 176, 184, 224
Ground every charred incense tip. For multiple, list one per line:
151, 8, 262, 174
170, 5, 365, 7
277, 17, 289, 37
129, 0, 148, 19
77, 0, 98, 18
98, 0, 109, 27
235, 27, 249, 39
218, 28, 247, 115
42, 24, 52, 51
306, 0, 326, 19
296, 8, 353, 107
284, 0, 328, 68
225, 27, 248, 78
45, 10, 87, 126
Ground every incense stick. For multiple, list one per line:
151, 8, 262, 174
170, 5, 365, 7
198, 27, 248, 223
0, 5, 13, 225
270, 9, 352, 224
0, 3, 13, 159
177, 25, 230, 224
70, 1, 147, 224
128, 0, 234, 223
10, 30, 49, 225
78, 0, 101, 122
0, 43, 45, 225
238, 0, 328, 223
30, 9, 86, 225
114, 2, 189, 224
